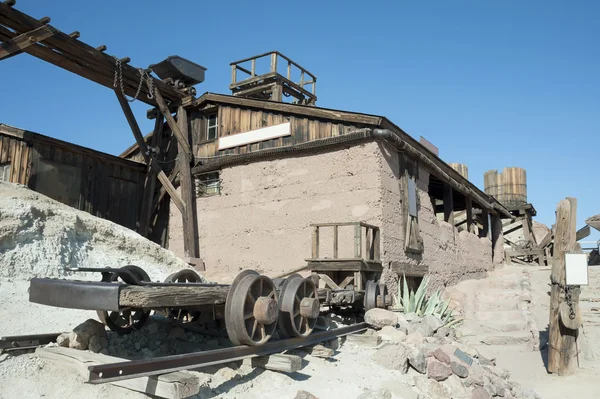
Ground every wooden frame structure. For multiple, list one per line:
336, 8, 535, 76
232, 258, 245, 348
0, 2, 201, 265
230, 51, 317, 105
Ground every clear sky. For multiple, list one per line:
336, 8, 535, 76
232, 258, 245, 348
2, 1, 599, 244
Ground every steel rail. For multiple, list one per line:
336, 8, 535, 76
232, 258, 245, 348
0, 332, 60, 352
88, 322, 368, 384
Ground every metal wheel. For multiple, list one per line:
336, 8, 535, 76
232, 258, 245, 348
278, 274, 319, 338
225, 271, 279, 346
364, 280, 380, 311
97, 265, 151, 335
163, 269, 203, 323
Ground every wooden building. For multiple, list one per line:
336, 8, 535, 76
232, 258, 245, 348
0, 123, 146, 231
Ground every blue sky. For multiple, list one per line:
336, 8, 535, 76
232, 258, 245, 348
1, 1, 599, 243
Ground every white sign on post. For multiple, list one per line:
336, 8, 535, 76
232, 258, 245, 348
565, 253, 589, 286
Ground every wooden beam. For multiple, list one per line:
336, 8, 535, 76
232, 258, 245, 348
0, 24, 56, 60
465, 195, 474, 234
138, 113, 164, 236
443, 183, 454, 224
244, 354, 302, 373
333, 225, 338, 259
548, 197, 578, 375
311, 226, 319, 259
36, 347, 200, 398
318, 274, 341, 290
153, 86, 193, 159
176, 105, 199, 258
576, 225, 590, 241
114, 90, 185, 214
119, 284, 230, 308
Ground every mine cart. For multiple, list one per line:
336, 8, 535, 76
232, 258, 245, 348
29, 266, 321, 347
306, 222, 390, 311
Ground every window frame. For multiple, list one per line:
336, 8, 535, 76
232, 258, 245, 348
207, 113, 218, 141
196, 171, 221, 197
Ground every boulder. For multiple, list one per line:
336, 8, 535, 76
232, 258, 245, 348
168, 327, 187, 340
443, 375, 470, 399
397, 321, 411, 334
56, 333, 70, 348
422, 315, 444, 334
463, 363, 485, 388
365, 309, 399, 329
472, 387, 491, 399
405, 331, 425, 346
356, 388, 392, 399
378, 326, 407, 343
413, 375, 451, 399
380, 379, 419, 399
88, 335, 108, 353
483, 365, 510, 380
372, 344, 409, 373
404, 312, 419, 322
484, 375, 509, 397
70, 319, 107, 350
432, 348, 451, 365
426, 358, 452, 382
406, 345, 427, 374
451, 361, 469, 378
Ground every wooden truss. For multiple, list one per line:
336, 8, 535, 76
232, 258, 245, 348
0, 1, 200, 263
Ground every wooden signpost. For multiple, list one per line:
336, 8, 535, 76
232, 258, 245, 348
547, 197, 581, 375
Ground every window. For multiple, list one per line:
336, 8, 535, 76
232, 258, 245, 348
207, 114, 218, 140
0, 163, 10, 182
196, 171, 220, 197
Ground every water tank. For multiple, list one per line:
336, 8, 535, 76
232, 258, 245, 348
449, 163, 468, 180
484, 167, 527, 207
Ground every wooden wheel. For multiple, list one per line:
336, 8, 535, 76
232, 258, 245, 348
278, 274, 319, 338
225, 271, 279, 346
97, 265, 151, 335
162, 269, 204, 323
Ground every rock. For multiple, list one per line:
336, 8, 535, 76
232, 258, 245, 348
134, 342, 141, 351
378, 326, 407, 343
413, 375, 451, 399
146, 322, 159, 335
380, 379, 419, 399
70, 319, 107, 350
478, 356, 495, 366
464, 363, 485, 387
372, 344, 409, 373
397, 321, 411, 334
444, 375, 470, 399
168, 327, 186, 340
88, 335, 108, 353
406, 345, 427, 374
484, 375, 509, 397
295, 390, 318, 399
432, 348, 451, 365
426, 358, 452, 381
56, 333, 70, 348
365, 309, 399, 329
404, 312, 419, 322
405, 331, 425, 346
483, 365, 510, 380
472, 387, 491, 399
475, 347, 497, 364
422, 315, 444, 334
356, 388, 392, 399
451, 361, 469, 378
396, 312, 408, 324
434, 326, 450, 338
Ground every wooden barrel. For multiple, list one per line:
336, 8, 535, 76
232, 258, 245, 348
484, 167, 527, 207
449, 163, 468, 180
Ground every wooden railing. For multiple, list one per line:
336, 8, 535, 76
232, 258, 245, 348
230, 51, 317, 98
310, 222, 380, 262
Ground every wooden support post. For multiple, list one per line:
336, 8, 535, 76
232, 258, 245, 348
270, 52, 278, 72
312, 225, 319, 259
491, 212, 504, 265
373, 228, 381, 261
271, 84, 283, 102
176, 105, 199, 259
354, 224, 362, 259
0, 24, 57, 60
138, 114, 164, 236
231, 64, 237, 84
548, 197, 579, 375
152, 86, 193, 159
114, 90, 185, 214
251, 59, 256, 77
465, 195, 474, 234
333, 225, 338, 259
365, 227, 372, 260
480, 209, 490, 239
443, 183, 454, 225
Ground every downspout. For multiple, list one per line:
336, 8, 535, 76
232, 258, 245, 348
372, 128, 512, 219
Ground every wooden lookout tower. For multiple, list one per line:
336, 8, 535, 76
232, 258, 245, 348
229, 51, 317, 106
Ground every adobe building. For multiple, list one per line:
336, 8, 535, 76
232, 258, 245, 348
122, 51, 511, 290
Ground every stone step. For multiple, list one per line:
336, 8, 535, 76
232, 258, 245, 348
461, 331, 535, 347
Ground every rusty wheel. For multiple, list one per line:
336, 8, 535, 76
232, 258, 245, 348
278, 274, 319, 338
163, 269, 203, 323
364, 279, 380, 311
225, 272, 279, 346
97, 265, 151, 335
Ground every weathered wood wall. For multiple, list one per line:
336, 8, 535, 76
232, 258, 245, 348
0, 128, 146, 231
191, 105, 367, 158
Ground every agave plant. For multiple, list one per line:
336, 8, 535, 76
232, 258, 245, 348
392, 273, 456, 325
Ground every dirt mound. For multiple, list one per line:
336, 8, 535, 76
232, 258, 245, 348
0, 182, 202, 282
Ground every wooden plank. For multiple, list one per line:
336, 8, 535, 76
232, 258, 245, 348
443, 183, 454, 224
354, 224, 362, 258
548, 198, 578, 375
138, 114, 164, 236
465, 195, 474, 234
303, 344, 334, 358
390, 261, 429, 276
538, 230, 554, 249
36, 347, 200, 399
333, 225, 338, 259
318, 274, 341, 290
575, 225, 590, 241
119, 284, 230, 308
307, 260, 383, 272
153, 88, 192, 158
338, 276, 354, 289
0, 24, 57, 60
373, 228, 381, 261
177, 106, 199, 258
244, 354, 301, 373
311, 225, 319, 259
